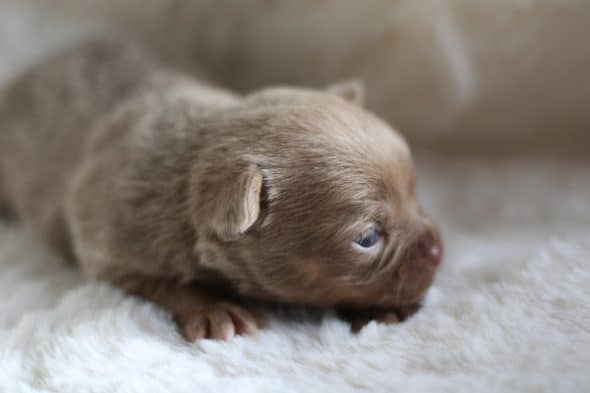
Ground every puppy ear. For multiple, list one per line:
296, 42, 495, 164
326, 80, 366, 106
208, 164, 263, 240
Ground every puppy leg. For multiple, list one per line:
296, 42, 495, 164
114, 275, 265, 341
338, 304, 421, 333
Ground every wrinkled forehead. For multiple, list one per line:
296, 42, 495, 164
254, 100, 414, 205
306, 106, 414, 195
265, 128, 413, 217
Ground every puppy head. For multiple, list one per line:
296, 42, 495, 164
191, 83, 442, 308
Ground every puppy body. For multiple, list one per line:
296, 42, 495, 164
0, 41, 442, 340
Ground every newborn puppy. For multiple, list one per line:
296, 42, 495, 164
0, 41, 442, 340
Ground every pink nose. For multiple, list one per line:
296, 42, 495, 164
414, 231, 443, 266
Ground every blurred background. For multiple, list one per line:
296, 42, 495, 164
2, 0, 590, 156
0, 0, 589, 275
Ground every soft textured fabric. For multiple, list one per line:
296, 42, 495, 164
1, 157, 589, 393
0, 2, 589, 392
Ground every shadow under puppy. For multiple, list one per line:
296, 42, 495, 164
0, 41, 443, 340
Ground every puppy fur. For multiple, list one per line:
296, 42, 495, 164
0, 41, 442, 340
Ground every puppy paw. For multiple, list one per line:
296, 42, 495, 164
348, 310, 400, 333
179, 302, 265, 341
340, 304, 421, 333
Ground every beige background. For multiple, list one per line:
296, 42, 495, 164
2, 0, 589, 155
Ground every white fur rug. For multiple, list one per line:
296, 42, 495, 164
1, 2, 590, 392
1, 157, 589, 392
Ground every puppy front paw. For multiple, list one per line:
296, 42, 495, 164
179, 302, 265, 341
339, 304, 421, 333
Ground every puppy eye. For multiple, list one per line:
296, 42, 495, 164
353, 229, 381, 249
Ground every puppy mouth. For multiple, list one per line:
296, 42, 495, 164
396, 253, 440, 298
384, 237, 442, 305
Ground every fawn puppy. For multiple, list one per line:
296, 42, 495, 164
0, 41, 442, 340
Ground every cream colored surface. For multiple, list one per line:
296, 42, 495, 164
1, 157, 589, 392
0, 2, 589, 392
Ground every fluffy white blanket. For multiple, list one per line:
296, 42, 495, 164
1, 157, 589, 392
1, 2, 589, 392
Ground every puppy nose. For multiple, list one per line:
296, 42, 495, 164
413, 230, 443, 266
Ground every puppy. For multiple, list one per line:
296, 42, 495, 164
0, 41, 442, 340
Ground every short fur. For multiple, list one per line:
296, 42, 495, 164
0, 41, 442, 340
